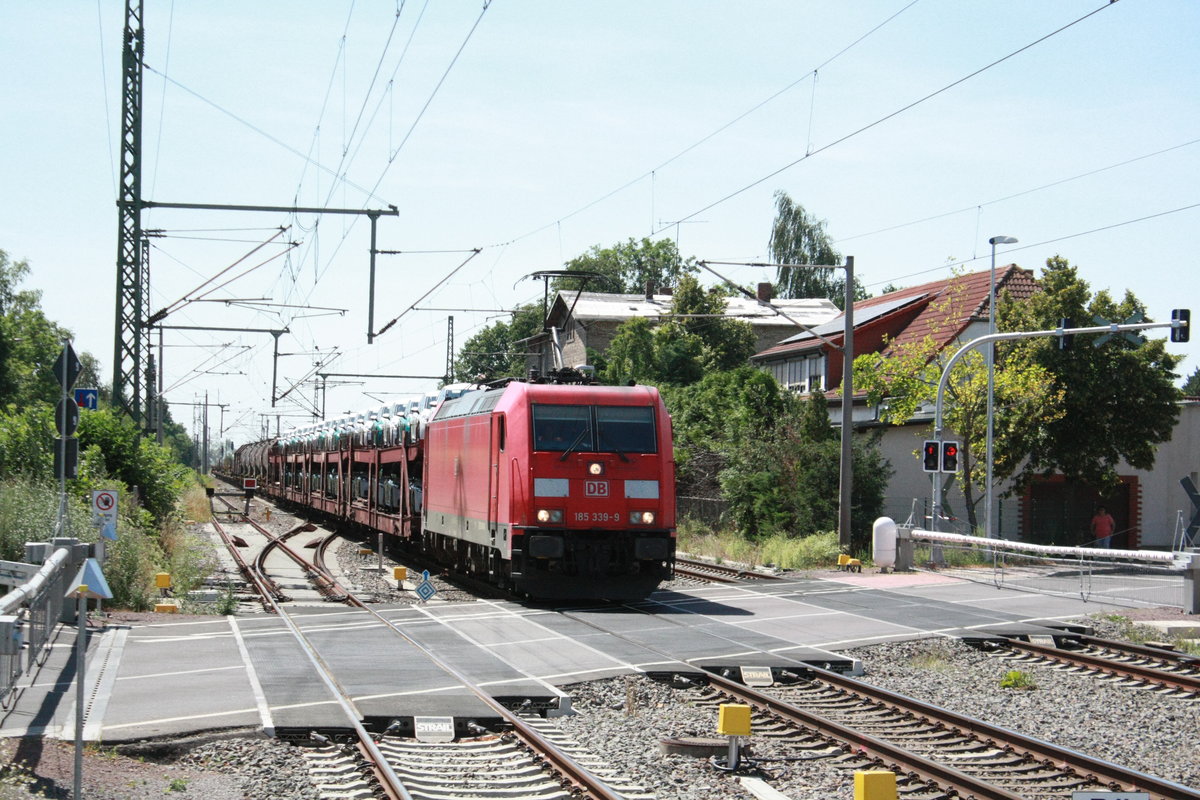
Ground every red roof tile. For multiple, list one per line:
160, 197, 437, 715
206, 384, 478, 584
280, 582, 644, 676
752, 266, 1036, 362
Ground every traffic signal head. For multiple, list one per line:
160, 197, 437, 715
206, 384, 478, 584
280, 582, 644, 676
922, 440, 939, 472
1171, 309, 1190, 343
941, 441, 959, 473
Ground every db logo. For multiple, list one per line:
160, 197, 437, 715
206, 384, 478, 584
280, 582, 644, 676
584, 480, 609, 498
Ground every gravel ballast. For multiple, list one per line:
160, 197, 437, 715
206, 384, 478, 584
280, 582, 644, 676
549, 632, 1200, 800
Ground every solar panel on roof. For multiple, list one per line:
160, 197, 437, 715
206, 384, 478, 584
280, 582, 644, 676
777, 293, 928, 345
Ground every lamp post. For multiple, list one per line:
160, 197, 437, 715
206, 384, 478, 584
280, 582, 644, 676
986, 235, 1017, 539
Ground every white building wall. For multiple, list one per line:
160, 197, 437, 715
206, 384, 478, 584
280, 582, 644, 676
871, 401, 1200, 548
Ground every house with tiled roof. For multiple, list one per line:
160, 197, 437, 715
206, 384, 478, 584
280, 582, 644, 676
524, 287, 840, 375
750, 266, 1197, 550
752, 266, 1038, 412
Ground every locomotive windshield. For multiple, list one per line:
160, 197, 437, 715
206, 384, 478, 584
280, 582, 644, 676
532, 404, 656, 454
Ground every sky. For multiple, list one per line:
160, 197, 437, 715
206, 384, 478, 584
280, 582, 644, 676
2, 1, 1197, 447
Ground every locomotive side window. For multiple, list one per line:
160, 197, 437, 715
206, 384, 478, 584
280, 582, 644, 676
596, 406, 656, 453
532, 404, 592, 452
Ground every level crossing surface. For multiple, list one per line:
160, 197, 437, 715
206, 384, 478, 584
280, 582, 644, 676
0, 569, 1141, 743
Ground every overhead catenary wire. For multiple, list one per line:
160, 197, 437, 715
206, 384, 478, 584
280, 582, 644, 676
862, 200, 1200, 289
143, 63, 388, 205
496, 0, 921, 248
374, 249, 482, 338
653, 0, 1121, 236
836, 135, 1200, 245
147, 228, 294, 324
284, 1, 486, 331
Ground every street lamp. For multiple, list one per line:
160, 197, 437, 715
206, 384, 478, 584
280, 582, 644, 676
986, 235, 1017, 539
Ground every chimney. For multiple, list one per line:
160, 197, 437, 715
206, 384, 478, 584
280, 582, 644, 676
645, 280, 654, 301
756, 282, 773, 302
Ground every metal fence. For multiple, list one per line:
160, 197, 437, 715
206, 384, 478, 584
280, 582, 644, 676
677, 496, 729, 528
0, 541, 85, 709
901, 528, 1197, 611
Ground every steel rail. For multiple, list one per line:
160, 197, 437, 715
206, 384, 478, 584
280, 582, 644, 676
253, 579, 412, 799
996, 637, 1200, 695
311, 530, 364, 608
672, 563, 737, 584
674, 557, 783, 583
809, 666, 1200, 799
219, 489, 629, 799
554, 597, 1198, 800
216, 495, 352, 603
209, 517, 282, 610
706, 671, 1028, 800
1078, 635, 1200, 668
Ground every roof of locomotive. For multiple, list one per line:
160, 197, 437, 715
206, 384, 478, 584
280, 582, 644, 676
433, 381, 664, 421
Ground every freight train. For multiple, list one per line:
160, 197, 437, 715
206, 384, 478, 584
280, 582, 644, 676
228, 376, 677, 600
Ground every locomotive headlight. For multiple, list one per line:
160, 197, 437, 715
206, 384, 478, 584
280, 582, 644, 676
630, 511, 656, 525
536, 508, 563, 524
587, 461, 605, 476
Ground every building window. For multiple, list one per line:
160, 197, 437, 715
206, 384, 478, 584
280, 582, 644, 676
807, 354, 825, 392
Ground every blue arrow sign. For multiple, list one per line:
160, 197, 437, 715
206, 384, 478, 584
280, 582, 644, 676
74, 388, 99, 410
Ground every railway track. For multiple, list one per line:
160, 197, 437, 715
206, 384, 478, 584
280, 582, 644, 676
692, 666, 1200, 800
542, 592, 1198, 799
211, 494, 355, 608
673, 556, 783, 584
977, 632, 1200, 699
206, 492, 649, 799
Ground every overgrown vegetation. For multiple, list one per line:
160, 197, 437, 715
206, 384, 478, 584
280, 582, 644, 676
907, 647, 954, 672
677, 522, 843, 570
0, 247, 209, 612
999, 669, 1037, 690
1093, 613, 1200, 657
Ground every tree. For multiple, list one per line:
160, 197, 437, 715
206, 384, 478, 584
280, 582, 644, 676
453, 304, 543, 382
661, 367, 888, 545
77, 409, 191, 523
663, 366, 794, 497
1183, 366, 1200, 397
600, 275, 756, 386
555, 237, 695, 294
1002, 256, 1181, 488
719, 391, 891, 545
768, 191, 866, 308
602, 317, 658, 386
853, 276, 1064, 529
0, 249, 76, 408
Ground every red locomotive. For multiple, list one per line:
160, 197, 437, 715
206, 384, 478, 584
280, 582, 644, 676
230, 378, 676, 600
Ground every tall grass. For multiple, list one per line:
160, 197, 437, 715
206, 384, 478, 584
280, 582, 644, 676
0, 473, 217, 612
676, 519, 845, 570
179, 484, 212, 523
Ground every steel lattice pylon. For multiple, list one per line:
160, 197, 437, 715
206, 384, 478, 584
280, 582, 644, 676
112, 0, 144, 422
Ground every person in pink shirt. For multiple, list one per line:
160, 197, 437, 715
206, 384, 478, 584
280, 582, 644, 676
1090, 505, 1116, 548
